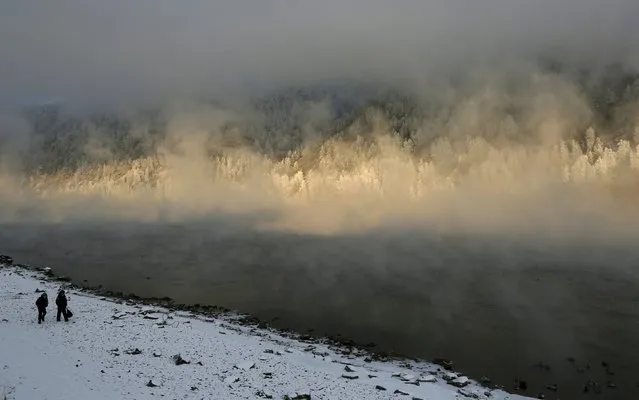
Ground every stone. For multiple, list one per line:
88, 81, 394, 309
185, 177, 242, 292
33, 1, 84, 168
283, 395, 311, 400
457, 389, 480, 399
479, 376, 492, 388
172, 354, 190, 365
433, 358, 453, 370
443, 372, 458, 381
0, 255, 13, 265
449, 376, 470, 388
419, 374, 437, 383
255, 390, 273, 399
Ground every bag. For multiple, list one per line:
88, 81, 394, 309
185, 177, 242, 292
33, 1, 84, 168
65, 308, 73, 319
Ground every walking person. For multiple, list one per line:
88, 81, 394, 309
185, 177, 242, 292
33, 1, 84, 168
56, 289, 69, 322
35, 292, 48, 324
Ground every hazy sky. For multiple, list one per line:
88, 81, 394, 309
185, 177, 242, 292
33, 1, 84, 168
1, 0, 638, 106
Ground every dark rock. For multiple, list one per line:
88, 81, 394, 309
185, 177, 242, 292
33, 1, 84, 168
283, 395, 311, 400
344, 366, 355, 373
457, 389, 480, 399
172, 354, 190, 365
146, 380, 158, 387
479, 376, 492, 388
449, 377, 470, 388
375, 385, 386, 391
190, 386, 198, 391
394, 389, 409, 395
0, 255, 13, 265
255, 390, 273, 399
364, 357, 372, 363
399, 362, 413, 369
35, 288, 45, 293
433, 358, 453, 370
442, 373, 458, 382
341, 374, 358, 380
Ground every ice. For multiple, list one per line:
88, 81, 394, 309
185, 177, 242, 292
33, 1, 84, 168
0, 266, 533, 400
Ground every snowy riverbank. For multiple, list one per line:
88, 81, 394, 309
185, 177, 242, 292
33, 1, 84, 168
0, 265, 531, 400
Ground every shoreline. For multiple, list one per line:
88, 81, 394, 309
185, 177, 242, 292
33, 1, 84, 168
0, 257, 532, 400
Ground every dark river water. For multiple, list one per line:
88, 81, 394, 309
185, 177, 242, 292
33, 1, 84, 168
2, 220, 638, 400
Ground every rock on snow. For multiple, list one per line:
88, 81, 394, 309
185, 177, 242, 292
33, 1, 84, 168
0, 267, 533, 400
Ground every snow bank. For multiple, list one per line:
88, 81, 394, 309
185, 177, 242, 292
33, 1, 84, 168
0, 266, 531, 400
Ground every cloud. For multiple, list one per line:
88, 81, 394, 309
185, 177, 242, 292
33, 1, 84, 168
1, 0, 638, 107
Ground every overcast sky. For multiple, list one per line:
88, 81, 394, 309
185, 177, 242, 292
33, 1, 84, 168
1, 0, 638, 107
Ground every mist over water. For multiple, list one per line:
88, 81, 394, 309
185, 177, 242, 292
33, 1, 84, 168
2, 1, 639, 398
3, 70, 639, 239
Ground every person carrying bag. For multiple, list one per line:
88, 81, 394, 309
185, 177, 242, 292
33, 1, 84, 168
56, 290, 70, 322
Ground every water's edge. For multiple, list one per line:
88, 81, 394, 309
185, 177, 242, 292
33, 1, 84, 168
0, 256, 524, 397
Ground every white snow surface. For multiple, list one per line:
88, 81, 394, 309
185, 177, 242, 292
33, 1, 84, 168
0, 266, 532, 400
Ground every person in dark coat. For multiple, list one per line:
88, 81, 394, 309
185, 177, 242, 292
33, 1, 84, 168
35, 292, 48, 324
56, 289, 69, 322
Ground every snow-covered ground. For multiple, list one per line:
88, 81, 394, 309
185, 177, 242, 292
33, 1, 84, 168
0, 265, 532, 400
